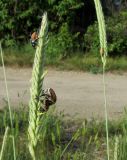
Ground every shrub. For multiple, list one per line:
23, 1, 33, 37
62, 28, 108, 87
47, 23, 79, 59
84, 11, 127, 56
84, 22, 99, 56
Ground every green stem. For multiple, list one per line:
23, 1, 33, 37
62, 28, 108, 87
0, 43, 16, 160
103, 65, 110, 160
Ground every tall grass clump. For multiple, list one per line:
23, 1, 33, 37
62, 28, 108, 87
28, 12, 48, 160
93, 0, 109, 160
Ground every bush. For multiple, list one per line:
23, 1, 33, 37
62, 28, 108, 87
0, 0, 84, 47
84, 11, 127, 56
84, 22, 99, 56
47, 23, 80, 59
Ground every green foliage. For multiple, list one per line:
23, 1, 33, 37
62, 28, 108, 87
113, 111, 127, 160
1, 0, 127, 57
0, 0, 48, 46
107, 11, 127, 55
39, 109, 63, 147
1, 44, 34, 67
84, 11, 127, 56
54, 0, 84, 21
0, 107, 30, 160
0, 0, 84, 47
0, 107, 126, 159
1, 48, 127, 73
84, 22, 99, 56
47, 23, 80, 59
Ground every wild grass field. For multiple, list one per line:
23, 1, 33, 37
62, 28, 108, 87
0, 106, 126, 160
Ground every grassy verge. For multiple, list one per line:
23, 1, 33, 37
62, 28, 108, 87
49, 55, 127, 74
0, 45, 127, 73
0, 106, 126, 160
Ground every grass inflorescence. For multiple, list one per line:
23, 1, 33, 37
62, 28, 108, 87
94, 0, 109, 159
28, 12, 48, 159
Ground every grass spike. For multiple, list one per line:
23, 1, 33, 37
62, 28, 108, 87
28, 12, 48, 160
93, 0, 109, 160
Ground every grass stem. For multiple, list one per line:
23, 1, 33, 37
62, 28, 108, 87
94, 0, 109, 159
0, 42, 16, 160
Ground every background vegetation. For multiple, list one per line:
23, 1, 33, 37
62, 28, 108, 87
0, 106, 126, 160
0, 0, 127, 66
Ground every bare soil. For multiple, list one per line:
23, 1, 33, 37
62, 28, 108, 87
0, 67, 127, 119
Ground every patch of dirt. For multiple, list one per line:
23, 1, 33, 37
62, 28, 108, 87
0, 67, 127, 119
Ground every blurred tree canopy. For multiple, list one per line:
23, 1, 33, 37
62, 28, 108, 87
0, 0, 127, 56
0, 0, 95, 44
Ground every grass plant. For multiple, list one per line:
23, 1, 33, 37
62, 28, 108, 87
94, 0, 109, 160
27, 12, 48, 160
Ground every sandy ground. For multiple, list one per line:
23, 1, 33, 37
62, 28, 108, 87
0, 67, 127, 119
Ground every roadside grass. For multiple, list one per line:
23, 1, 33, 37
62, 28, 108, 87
0, 106, 126, 160
1, 45, 34, 67
1, 45, 127, 73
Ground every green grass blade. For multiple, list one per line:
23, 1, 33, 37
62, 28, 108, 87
0, 42, 16, 160
0, 127, 9, 160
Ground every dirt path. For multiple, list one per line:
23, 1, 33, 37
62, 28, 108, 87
0, 67, 127, 119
